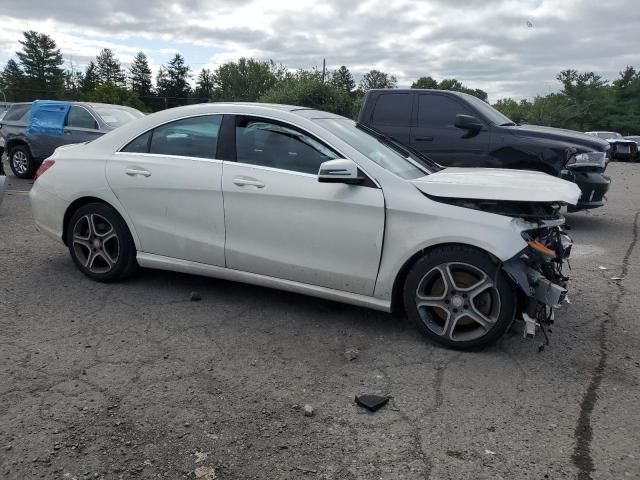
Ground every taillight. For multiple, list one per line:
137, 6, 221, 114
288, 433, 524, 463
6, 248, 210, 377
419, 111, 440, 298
34, 159, 55, 180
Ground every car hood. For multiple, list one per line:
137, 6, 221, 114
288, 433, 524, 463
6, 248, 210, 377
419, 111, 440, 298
410, 168, 581, 205
506, 124, 609, 151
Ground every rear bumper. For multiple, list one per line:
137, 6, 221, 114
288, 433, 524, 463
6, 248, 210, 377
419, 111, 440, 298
562, 170, 610, 210
29, 182, 68, 243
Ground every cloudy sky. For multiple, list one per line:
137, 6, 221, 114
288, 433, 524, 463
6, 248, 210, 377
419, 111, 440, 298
0, 0, 638, 101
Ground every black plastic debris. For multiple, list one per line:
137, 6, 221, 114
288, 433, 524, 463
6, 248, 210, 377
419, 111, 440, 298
355, 394, 389, 412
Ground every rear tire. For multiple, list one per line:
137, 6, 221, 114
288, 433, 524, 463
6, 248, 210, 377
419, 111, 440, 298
66, 202, 138, 282
9, 145, 36, 179
403, 245, 516, 349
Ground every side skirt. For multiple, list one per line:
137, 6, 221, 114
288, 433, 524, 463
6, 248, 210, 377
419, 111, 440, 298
137, 252, 392, 312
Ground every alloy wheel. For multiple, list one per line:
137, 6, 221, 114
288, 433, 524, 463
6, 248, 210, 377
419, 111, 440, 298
12, 151, 28, 176
415, 262, 501, 342
72, 214, 120, 274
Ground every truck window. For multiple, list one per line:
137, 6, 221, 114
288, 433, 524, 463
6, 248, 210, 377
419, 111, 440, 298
418, 94, 471, 127
3, 104, 31, 122
371, 93, 411, 126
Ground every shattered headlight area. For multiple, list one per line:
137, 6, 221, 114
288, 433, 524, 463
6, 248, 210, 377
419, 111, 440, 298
503, 221, 574, 347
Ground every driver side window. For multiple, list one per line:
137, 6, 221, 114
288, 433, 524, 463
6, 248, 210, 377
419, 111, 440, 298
235, 117, 341, 174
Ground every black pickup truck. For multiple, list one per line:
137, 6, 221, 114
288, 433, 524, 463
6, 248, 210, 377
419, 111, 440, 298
358, 89, 611, 210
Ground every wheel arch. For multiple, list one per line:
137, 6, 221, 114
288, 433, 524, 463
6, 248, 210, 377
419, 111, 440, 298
390, 242, 503, 314
7, 138, 33, 156
62, 195, 140, 250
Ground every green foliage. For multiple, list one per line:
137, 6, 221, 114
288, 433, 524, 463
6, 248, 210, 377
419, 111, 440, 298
260, 69, 353, 117
493, 67, 640, 134
410, 75, 488, 100
63, 69, 84, 98
0, 59, 25, 101
128, 52, 153, 98
411, 76, 438, 89
195, 68, 215, 99
15, 30, 64, 98
156, 54, 191, 108
359, 69, 397, 91
212, 58, 279, 101
330, 66, 356, 93
95, 48, 126, 86
81, 83, 146, 111
7, 30, 640, 134
81, 61, 99, 93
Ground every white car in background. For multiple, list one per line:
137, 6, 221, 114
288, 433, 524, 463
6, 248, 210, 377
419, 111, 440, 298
585, 131, 637, 161
30, 103, 580, 349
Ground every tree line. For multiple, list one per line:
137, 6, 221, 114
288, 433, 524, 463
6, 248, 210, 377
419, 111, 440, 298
1, 30, 638, 134
493, 69, 640, 134
0, 30, 489, 118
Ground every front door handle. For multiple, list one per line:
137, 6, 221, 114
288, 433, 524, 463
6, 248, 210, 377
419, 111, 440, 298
125, 167, 151, 177
415, 136, 434, 141
233, 176, 264, 188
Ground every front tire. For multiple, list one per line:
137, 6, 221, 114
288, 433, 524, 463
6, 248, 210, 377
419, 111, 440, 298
403, 245, 516, 349
66, 202, 137, 282
9, 145, 36, 179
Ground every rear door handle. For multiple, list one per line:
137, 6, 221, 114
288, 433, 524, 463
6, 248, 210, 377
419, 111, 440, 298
233, 176, 264, 188
415, 136, 434, 141
125, 167, 151, 177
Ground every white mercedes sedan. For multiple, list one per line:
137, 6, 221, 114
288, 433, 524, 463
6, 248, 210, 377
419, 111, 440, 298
30, 103, 580, 349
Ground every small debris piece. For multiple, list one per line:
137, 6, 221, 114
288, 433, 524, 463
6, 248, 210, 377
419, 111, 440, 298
598, 265, 608, 270
190, 291, 202, 302
303, 404, 314, 417
194, 451, 209, 463
294, 466, 318, 474
485, 449, 496, 455
344, 349, 359, 361
610, 277, 623, 281
194, 466, 217, 480
355, 394, 389, 412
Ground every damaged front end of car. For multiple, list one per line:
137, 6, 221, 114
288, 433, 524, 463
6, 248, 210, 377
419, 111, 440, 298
436, 196, 574, 344
504, 214, 573, 345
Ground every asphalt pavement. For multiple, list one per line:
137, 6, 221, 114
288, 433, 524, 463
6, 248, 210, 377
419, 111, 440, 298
0, 161, 638, 479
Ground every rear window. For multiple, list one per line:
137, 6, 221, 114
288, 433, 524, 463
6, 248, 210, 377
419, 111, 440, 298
94, 106, 144, 128
3, 104, 31, 122
371, 93, 411, 126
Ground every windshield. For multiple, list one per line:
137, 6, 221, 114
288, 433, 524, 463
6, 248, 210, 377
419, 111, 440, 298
315, 118, 428, 179
94, 106, 144, 128
596, 132, 622, 139
463, 94, 515, 126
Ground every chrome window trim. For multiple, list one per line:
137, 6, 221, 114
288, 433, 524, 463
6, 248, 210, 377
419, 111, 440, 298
227, 161, 317, 178
113, 151, 223, 164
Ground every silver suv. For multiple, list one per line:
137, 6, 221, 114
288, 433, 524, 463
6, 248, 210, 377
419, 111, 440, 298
0, 102, 144, 178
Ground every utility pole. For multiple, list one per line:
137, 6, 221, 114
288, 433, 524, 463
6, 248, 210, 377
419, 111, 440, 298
322, 58, 326, 82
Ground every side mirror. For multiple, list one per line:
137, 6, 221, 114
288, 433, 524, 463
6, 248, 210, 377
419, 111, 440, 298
318, 159, 364, 185
454, 114, 483, 131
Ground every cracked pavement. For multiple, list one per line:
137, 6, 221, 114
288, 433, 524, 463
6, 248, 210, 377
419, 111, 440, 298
0, 162, 639, 479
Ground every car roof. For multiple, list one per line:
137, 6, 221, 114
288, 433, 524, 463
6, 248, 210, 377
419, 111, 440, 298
6, 101, 139, 110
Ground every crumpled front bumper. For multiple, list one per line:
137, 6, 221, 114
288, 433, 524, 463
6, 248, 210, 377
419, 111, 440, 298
502, 226, 573, 336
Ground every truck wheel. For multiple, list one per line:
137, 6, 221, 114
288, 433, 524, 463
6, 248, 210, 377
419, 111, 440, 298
403, 245, 516, 349
9, 145, 36, 179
